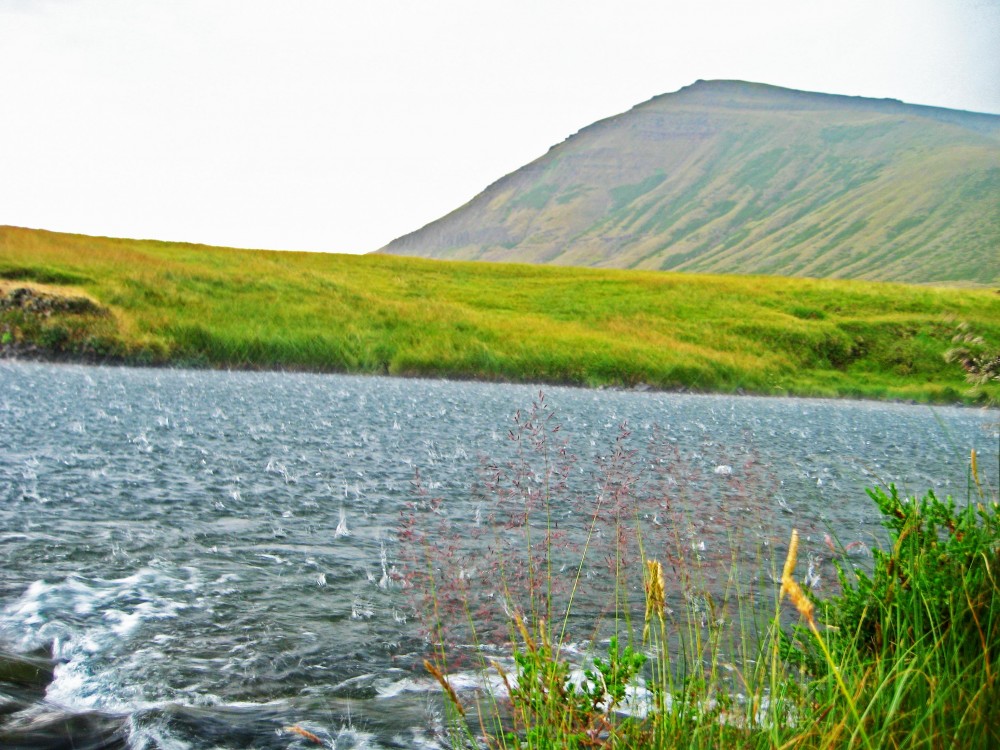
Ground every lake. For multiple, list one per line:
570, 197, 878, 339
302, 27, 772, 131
0, 362, 996, 748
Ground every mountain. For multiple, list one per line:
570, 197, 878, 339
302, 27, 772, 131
377, 80, 1000, 285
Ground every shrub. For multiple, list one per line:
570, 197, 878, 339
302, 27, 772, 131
826, 485, 999, 662
39, 324, 69, 351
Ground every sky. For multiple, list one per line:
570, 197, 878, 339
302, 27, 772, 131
0, 0, 997, 255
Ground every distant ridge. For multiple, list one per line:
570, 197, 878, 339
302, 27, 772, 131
378, 80, 1000, 285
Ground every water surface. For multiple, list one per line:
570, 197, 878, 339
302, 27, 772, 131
0, 362, 995, 748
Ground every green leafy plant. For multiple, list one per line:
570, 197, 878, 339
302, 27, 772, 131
779, 478, 1000, 748
827, 484, 999, 661
497, 621, 648, 749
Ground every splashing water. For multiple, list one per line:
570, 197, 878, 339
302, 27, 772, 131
0, 362, 994, 748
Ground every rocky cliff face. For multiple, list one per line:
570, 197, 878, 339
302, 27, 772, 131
378, 80, 1000, 285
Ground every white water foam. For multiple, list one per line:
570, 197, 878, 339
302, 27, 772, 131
0, 568, 194, 712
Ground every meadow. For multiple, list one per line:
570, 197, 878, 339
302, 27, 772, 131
2, 225, 999, 403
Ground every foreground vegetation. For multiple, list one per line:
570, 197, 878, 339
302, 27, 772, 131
400, 398, 999, 749
2, 225, 999, 403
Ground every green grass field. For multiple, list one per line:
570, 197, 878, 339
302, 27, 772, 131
1, 225, 998, 403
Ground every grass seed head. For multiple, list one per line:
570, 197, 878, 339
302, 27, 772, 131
780, 529, 815, 624
424, 659, 466, 716
513, 609, 537, 653
645, 559, 666, 614
780, 529, 800, 600
971, 448, 984, 499
643, 558, 667, 642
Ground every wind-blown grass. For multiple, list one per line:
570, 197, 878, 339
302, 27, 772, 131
2, 225, 999, 403
398, 397, 999, 749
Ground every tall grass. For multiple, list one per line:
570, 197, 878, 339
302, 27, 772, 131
397, 396, 999, 749
2, 225, 1000, 403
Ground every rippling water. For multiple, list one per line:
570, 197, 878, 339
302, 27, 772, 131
0, 362, 996, 748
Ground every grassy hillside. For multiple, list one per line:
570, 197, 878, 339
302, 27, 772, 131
2, 225, 998, 403
379, 80, 1000, 286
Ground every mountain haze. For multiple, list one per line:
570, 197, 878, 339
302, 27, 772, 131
378, 80, 1000, 285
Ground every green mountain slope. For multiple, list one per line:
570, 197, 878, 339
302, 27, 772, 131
378, 80, 1000, 286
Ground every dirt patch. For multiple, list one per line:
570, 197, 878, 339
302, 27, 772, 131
0, 282, 107, 316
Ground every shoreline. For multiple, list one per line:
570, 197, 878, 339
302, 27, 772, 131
2, 234, 997, 410
3, 347, 994, 412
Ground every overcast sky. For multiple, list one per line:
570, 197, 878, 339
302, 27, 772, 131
1, 0, 997, 255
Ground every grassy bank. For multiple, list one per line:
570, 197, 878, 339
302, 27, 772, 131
2, 225, 999, 403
